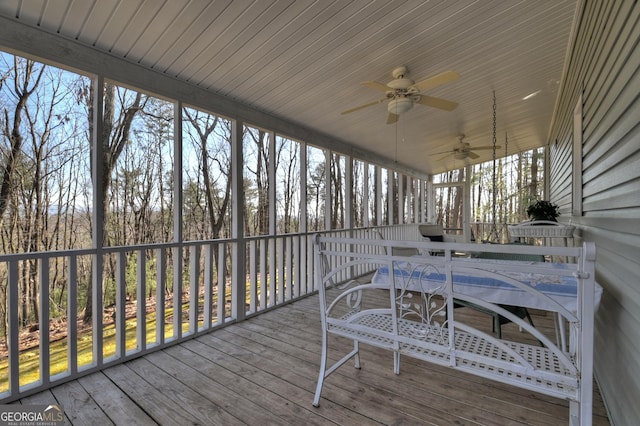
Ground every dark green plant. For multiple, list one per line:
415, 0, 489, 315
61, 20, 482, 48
526, 200, 560, 222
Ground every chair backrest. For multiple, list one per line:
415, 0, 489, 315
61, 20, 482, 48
391, 247, 420, 256
418, 224, 444, 242
366, 228, 420, 256
475, 245, 545, 262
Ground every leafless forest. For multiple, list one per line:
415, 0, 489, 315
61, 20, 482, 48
0, 52, 543, 341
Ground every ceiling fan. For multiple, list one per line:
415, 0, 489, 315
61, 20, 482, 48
436, 134, 499, 160
341, 66, 460, 124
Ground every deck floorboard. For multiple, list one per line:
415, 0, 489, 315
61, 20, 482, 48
14, 293, 610, 425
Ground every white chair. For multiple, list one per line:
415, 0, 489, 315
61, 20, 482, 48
418, 223, 445, 242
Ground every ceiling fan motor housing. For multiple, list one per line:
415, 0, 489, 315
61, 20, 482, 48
387, 77, 414, 90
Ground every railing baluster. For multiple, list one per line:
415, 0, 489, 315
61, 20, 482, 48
203, 244, 212, 329
259, 239, 266, 310
307, 236, 315, 293
137, 249, 146, 352
287, 236, 300, 299
39, 258, 50, 387
92, 253, 104, 369
116, 251, 127, 359
8, 261, 18, 395
217, 242, 226, 324
249, 240, 256, 313
300, 235, 307, 295
286, 237, 292, 300
277, 238, 284, 304
156, 248, 166, 346
172, 246, 182, 340
268, 238, 276, 307
189, 245, 199, 334
68, 255, 78, 376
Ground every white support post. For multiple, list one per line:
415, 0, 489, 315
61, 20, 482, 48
398, 173, 404, 224
300, 143, 308, 233
387, 169, 393, 225
92, 74, 105, 367
345, 156, 353, 230
172, 101, 183, 339
376, 166, 383, 226
300, 143, 308, 295
413, 177, 420, 223
268, 130, 276, 236
363, 163, 370, 227
324, 150, 332, 230
231, 120, 246, 321
427, 176, 435, 223
464, 164, 472, 242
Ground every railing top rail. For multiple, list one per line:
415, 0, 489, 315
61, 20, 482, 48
0, 238, 240, 261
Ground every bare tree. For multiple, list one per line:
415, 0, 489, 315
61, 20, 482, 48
330, 154, 344, 229
244, 127, 269, 235
275, 137, 300, 233
0, 57, 45, 222
183, 108, 232, 240
81, 81, 146, 322
307, 161, 325, 231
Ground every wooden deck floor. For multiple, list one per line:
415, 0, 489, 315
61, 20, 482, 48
14, 294, 610, 425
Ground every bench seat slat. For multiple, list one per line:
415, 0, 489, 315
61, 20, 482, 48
329, 311, 579, 400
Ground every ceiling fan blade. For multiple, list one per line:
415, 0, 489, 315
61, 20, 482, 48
341, 97, 387, 115
362, 81, 393, 92
386, 112, 399, 125
470, 145, 502, 150
431, 148, 454, 156
467, 151, 480, 159
412, 71, 460, 92
416, 95, 458, 111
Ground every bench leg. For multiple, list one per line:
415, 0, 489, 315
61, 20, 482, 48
312, 331, 329, 407
313, 337, 361, 407
569, 401, 580, 426
394, 351, 400, 375
353, 341, 361, 369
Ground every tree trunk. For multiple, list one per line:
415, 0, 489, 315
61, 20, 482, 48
83, 82, 143, 323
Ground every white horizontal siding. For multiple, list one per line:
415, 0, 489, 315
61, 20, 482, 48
548, 1, 640, 424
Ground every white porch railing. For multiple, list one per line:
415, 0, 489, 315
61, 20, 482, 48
0, 224, 424, 402
0, 239, 238, 401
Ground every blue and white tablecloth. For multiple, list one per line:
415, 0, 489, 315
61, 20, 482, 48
371, 257, 602, 314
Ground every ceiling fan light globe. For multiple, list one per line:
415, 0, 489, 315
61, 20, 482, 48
388, 97, 413, 114
454, 151, 467, 160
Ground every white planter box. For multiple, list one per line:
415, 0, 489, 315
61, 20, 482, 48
508, 221, 575, 238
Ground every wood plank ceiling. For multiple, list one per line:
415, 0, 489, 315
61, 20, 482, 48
0, 0, 578, 176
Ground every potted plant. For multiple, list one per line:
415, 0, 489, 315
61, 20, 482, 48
526, 200, 560, 222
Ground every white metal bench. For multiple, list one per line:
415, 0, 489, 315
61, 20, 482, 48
312, 235, 598, 426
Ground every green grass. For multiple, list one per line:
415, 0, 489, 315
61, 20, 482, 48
0, 281, 267, 394
0, 303, 219, 393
